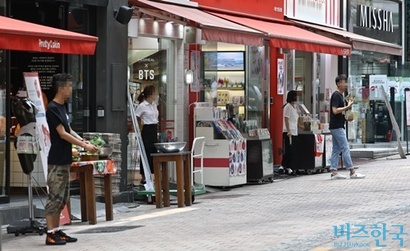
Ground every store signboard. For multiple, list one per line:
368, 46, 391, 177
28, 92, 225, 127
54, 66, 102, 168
285, 0, 340, 26
277, 59, 284, 95
369, 75, 387, 100
195, 0, 284, 20
348, 0, 400, 45
24, 72, 50, 180
358, 5, 394, 33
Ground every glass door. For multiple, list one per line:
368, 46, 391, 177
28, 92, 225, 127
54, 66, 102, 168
128, 37, 176, 142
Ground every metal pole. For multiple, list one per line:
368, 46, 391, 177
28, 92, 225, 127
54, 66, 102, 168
28, 173, 34, 221
127, 82, 154, 191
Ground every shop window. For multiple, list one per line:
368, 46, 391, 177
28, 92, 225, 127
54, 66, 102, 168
0, 0, 9, 201
128, 37, 176, 142
67, 6, 91, 133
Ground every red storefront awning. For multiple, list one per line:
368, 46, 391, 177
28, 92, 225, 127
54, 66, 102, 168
134, 0, 264, 46
210, 13, 351, 56
0, 16, 98, 55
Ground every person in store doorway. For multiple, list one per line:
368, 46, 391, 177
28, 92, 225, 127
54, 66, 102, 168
135, 85, 159, 184
280, 90, 299, 175
329, 74, 365, 180
45, 73, 98, 245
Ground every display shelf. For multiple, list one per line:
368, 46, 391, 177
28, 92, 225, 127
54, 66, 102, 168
194, 106, 247, 187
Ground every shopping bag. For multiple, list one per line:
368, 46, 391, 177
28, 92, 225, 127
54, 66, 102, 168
59, 205, 71, 225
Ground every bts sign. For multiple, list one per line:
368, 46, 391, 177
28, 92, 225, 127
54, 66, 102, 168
358, 5, 394, 33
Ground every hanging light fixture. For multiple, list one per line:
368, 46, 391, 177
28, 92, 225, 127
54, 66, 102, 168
185, 69, 194, 85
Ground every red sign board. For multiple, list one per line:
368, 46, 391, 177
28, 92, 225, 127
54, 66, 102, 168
195, 0, 284, 20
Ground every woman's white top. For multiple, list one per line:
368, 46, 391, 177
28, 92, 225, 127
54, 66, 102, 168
135, 100, 159, 125
283, 103, 299, 136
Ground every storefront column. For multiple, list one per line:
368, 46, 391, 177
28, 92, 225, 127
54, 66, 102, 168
269, 47, 283, 166
95, 0, 129, 191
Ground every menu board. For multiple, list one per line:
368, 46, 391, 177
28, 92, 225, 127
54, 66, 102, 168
13, 52, 62, 103
27, 55, 61, 91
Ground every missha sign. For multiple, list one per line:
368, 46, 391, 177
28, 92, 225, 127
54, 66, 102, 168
358, 5, 394, 33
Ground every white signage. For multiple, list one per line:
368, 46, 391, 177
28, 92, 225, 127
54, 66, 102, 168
24, 72, 50, 180
285, 0, 339, 26
369, 75, 387, 100
136, 58, 155, 80
358, 5, 394, 33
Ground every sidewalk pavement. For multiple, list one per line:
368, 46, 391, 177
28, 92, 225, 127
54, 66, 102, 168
1, 155, 410, 251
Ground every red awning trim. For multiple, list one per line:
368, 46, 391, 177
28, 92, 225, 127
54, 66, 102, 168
135, 0, 263, 46
269, 38, 350, 56
202, 28, 263, 46
210, 13, 351, 56
0, 16, 98, 55
291, 20, 402, 56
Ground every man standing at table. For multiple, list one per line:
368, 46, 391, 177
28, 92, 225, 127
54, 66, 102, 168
45, 73, 98, 245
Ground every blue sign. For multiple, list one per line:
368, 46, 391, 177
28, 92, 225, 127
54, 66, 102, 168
333, 222, 408, 248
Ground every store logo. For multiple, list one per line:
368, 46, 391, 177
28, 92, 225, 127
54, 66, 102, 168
137, 58, 155, 80
340, 48, 350, 56
38, 39, 61, 50
358, 5, 394, 33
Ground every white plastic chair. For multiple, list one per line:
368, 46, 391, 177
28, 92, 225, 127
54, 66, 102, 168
191, 137, 205, 190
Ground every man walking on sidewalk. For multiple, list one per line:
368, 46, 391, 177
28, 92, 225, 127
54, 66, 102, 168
329, 74, 365, 180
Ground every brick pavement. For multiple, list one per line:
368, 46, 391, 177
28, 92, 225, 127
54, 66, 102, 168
1, 155, 409, 251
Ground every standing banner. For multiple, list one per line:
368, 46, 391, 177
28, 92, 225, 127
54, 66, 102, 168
277, 59, 284, 95
24, 72, 50, 180
381, 86, 406, 159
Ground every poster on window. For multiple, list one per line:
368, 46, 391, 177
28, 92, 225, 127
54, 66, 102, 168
400, 77, 410, 102
369, 75, 387, 100
277, 59, 284, 95
190, 50, 200, 92
24, 72, 50, 180
387, 76, 401, 101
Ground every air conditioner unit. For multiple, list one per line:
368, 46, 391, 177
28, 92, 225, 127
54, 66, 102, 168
184, 27, 205, 44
